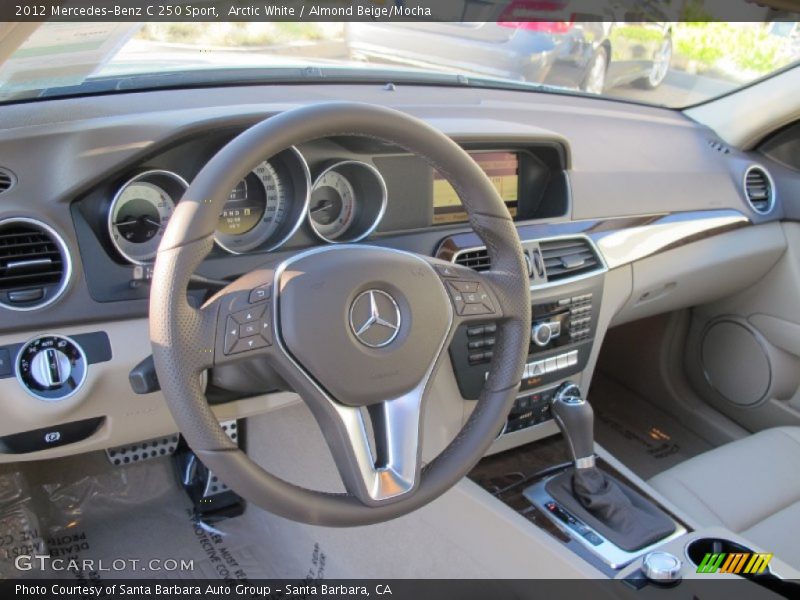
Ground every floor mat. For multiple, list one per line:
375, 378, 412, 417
589, 373, 713, 480
1, 405, 508, 581
0, 453, 321, 581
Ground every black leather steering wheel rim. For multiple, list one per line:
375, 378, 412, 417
150, 102, 531, 526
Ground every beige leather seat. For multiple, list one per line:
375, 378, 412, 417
649, 427, 800, 569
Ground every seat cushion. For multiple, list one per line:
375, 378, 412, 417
649, 427, 800, 568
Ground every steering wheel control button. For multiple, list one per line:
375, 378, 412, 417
249, 284, 272, 304
239, 323, 259, 338
434, 264, 460, 278
231, 335, 268, 354
224, 317, 239, 354
15, 335, 87, 401
642, 551, 682, 584
232, 303, 266, 324
449, 280, 480, 294
446, 280, 495, 316
223, 302, 272, 355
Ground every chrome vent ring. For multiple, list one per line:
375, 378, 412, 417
0, 217, 72, 311
743, 165, 775, 215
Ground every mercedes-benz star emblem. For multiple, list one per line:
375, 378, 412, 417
349, 290, 401, 348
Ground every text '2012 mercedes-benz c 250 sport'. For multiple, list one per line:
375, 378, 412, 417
1, 1, 800, 599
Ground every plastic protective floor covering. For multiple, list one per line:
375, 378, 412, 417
0, 452, 327, 581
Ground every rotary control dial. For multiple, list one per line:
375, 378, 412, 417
532, 322, 554, 347
16, 335, 87, 401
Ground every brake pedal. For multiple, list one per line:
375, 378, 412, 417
175, 420, 245, 521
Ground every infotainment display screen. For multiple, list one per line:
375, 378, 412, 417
432, 151, 518, 224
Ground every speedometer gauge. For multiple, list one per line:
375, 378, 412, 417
108, 170, 187, 264
214, 147, 311, 254
218, 161, 282, 237
308, 161, 387, 244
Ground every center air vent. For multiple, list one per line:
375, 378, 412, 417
0, 218, 71, 310
539, 237, 602, 282
743, 166, 774, 214
450, 236, 604, 284
454, 248, 491, 272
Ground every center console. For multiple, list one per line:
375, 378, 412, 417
443, 236, 800, 589
469, 434, 690, 580
449, 275, 603, 437
444, 234, 694, 580
445, 236, 690, 580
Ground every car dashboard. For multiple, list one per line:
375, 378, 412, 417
0, 81, 791, 461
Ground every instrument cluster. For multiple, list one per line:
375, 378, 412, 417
106, 147, 388, 264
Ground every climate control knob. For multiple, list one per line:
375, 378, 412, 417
532, 322, 553, 347
16, 335, 87, 401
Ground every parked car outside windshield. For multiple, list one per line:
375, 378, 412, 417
0, 19, 797, 108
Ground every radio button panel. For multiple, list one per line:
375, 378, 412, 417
448, 277, 602, 401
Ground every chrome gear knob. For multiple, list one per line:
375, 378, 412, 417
551, 381, 595, 468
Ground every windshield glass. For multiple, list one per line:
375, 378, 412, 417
1, 20, 798, 108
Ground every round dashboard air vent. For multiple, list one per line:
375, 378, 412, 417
0, 218, 72, 311
0, 168, 16, 195
743, 165, 775, 214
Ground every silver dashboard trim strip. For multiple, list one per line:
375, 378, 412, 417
441, 210, 750, 281
593, 210, 749, 269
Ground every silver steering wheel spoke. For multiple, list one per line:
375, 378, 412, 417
327, 388, 427, 504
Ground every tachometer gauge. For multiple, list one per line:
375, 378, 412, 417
309, 170, 356, 240
108, 170, 188, 264
214, 147, 311, 254
308, 161, 387, 243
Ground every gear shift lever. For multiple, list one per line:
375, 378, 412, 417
543, 380, 677, 552
551, 382, 595, 468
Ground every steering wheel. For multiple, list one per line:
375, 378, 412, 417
150, 102, 531, 526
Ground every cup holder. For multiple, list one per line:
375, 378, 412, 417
687, 538, 800, 597
686, 538, 770, 573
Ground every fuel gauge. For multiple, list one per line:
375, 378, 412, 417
108, 170, 188, 264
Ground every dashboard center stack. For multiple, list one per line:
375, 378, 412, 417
447, 246, 604, 440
